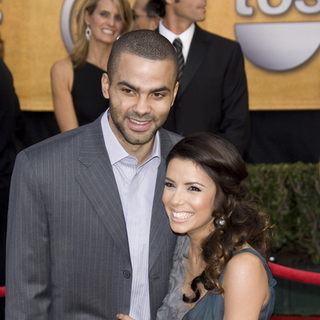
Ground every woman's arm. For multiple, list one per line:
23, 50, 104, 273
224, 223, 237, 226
50, 58, 79, 132
223, 251, 269, 320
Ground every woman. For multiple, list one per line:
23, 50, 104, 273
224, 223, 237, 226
117, 132, 276, 320
51, 0, 132, 132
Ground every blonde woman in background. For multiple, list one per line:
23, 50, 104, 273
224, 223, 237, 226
51, 0, 132, 132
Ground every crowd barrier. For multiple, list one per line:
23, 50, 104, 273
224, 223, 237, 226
268, 262, 320, 285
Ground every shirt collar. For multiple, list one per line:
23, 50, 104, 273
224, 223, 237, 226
159, 20, 195, 62
101, 109, 161, 166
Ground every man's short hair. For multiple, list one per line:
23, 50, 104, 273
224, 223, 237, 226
145, 0, 165, 18
107, 30, 179, 84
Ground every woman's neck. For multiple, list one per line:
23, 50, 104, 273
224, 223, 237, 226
86, 41, 113, 71
187, 240, 206, 276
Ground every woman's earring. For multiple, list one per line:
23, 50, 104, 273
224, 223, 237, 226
219, 219, 226, 226
86, 25, 91, 41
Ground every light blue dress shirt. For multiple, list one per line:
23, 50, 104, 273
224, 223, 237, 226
101, 110, 161, 320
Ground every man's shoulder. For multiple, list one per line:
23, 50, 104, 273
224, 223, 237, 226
195, 24, 241, 49
20, 120, 99, 160
158, 128, 182, 158
159, 128, 183, 145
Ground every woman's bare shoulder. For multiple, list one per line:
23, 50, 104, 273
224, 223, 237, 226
223, 246, 268, 294
51, 57, 73, 76
50, 57, 74, 90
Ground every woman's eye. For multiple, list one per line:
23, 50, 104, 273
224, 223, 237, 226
115, 15, 122, 22
165, 182, 174, 188
189, 186, 201, 192
101, 11, 110, 18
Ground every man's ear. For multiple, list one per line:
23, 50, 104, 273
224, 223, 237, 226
101, 73, 110, 99
151, 17, 161, 30
171, 81, 179, 106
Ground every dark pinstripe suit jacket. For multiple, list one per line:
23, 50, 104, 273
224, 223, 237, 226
6, 115, 180, 320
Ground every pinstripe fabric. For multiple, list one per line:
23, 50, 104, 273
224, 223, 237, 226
101, 112, 161, 319
6, 115, 181, 320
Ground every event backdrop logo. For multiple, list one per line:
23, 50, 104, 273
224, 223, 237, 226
235, 0, 320, 71
60, 0, 320, 72
61, 0, 78, 53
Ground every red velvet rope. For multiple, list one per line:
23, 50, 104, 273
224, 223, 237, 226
268, 262, 320, 285
0, 286, 5, 298
0, 263, 319, 298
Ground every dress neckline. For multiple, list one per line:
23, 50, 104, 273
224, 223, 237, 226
85, 61, 107, 72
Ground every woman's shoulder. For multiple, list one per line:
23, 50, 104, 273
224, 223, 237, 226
50, 57, 74, 89
226, 246, 267, 276
222, 246, 270, 292
51, 57, 73, 75
222, 246, 271, 318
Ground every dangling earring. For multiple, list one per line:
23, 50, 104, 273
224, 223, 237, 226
86, 25, 91, 41
219, 218, 226, 226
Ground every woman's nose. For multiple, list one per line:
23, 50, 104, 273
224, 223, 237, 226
107, 16, 115, 26
170, 189, 185, 206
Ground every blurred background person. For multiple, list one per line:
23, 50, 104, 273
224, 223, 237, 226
132, 0, 165, 30
0, 36, 24, 320
159, 0, 250, 155
51, 0, 132, 132
0, 35, 4, 59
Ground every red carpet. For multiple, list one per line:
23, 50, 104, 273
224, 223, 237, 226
271, 316, 320, 320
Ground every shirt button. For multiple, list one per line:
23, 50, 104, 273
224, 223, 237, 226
123, 270, 131, 278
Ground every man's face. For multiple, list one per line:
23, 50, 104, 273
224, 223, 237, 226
172, 0, 206, 24
102, 53, 179, 148
132, 0, 160, 30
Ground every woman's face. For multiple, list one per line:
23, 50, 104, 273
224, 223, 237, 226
85, 0, 123, 45
163, 158, 216, 239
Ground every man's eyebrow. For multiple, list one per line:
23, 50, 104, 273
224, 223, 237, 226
117, 82, 171, 94
117, 81, 137, 91
150, 86, 171, 93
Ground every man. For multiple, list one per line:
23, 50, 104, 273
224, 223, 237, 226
0, 56, 24, 320
132, 0, 165, 30
159, 0, 250, 154
6, 30, 180, 320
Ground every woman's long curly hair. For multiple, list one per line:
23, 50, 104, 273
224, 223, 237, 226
166, 132, 272, 303
70, 0, 132, 69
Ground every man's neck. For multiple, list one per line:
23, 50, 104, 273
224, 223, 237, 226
162, 16, 192, 35
108, 115, 155, 167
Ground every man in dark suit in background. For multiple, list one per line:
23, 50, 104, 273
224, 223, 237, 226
159, 0, 250, 154
132, 0, 165, 31
6, 30, 180, 320
0, 56, 24, 320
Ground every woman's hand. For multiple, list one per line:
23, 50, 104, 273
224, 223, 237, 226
116, 314, 135, 320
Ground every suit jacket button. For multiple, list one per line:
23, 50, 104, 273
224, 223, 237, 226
123, 270, 131, 278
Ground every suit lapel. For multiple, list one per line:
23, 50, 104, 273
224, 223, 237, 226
76, 122, 176, 268
177, 25, 209, 100
76, 117, 130, 259
149, 129, 175, 269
